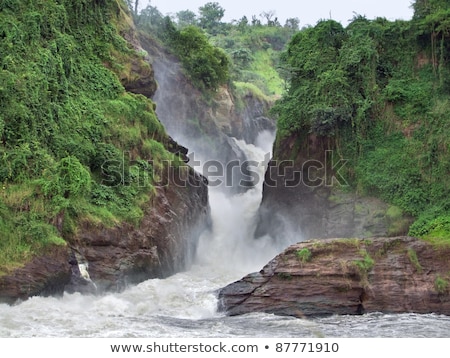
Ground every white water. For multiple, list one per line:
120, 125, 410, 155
1, 134, 450, 338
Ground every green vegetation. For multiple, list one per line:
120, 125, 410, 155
296, 248, 312, 263
133, 2, 296, 98
271, 1, 450, 242
211, 24, 294, 97
164, 24, 229, 91
434, 275, 449, 294
135, 5, 230, 92
0, 0, 181, 272
407, 248, 423, 273
353, 250, 375, 273
277, 272, 293, 280
349, 250, 375, 289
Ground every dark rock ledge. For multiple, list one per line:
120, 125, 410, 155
218, 236, 450, 318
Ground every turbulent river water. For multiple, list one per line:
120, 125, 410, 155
1, 135, 450, 338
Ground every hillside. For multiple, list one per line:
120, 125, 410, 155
257, 2, 450, 243
0, 0, 209, 300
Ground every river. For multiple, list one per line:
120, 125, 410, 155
1, 135, 450, 338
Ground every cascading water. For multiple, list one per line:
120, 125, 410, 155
1, 131, 450, 338
1, 45, 450, 339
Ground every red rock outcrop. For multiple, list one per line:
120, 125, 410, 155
218, 236, 450, 317
0, 245, 71, 304
68, 166, 210, 292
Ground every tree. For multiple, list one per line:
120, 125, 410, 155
413, 0, 450, 19
413, 0, 450, 78
199, 2, 225, 33
237, 16, 249, 32
251, 15, 261, 26
126, 0, 139, 18
163, 25, 229, 90
138, 5, 164, 31
260, 11, 280, 27
176, 10, 197, 28
285, 17, 300, 31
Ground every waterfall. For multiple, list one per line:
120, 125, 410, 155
194, 130, 282, 274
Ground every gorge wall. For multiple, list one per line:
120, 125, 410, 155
255, 132, 413, 243
0, 1, 210, 303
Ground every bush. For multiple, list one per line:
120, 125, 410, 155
162, 24, 230, 91
296, 248, 312, 263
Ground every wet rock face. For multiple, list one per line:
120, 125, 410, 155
0, 246, 71, 304
255, 133, 412, 243
70, 167, 210, 292
122, 57, 157, 99
0, 167, 209, 303
218, 237, 450, 318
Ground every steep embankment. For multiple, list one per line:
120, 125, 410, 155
256, 15, 450, 243
0, 0, 209, 303
219, 236, 450, 317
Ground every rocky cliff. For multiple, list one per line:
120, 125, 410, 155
255, 133, 413, 244
66, 166, 209, 293
0, 166, 209, 303
0, 2, 210, 304
218, 236, 450, 317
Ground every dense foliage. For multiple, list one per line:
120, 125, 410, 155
272, 4, 450, 241
0, 0, 177, 270
135, 5, 230, 92
134, 2, 297, 96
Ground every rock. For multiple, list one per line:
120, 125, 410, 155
255, 133, 413, 243
121, 57, 157, 98
113, 3, 157, 98
218, 236, 450, 318
69, 166, 210, 292
0, 245, 71, 304
0, 166, 209, 303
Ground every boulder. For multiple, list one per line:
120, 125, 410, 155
218, 236, 450, 317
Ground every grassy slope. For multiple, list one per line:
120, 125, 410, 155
0, 0, 180, 272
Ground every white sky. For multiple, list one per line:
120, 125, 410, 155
144, 0, 414, 26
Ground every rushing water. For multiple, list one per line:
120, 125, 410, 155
1, 135, 450, 338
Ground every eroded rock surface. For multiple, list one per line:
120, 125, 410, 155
255, 133, 413, 242
218, 236, 450, 318
68, 167, 210, 292
0, 246, 71, 304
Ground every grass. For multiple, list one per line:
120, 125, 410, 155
435, 276, 449, 295
233, 81, 271, 103
353, 250, 375, 273
422, 216, 450, 245
0, 213, 66, 274
407, 248, 423, 273
249, 49, 284, 97
296, 248, 312, 263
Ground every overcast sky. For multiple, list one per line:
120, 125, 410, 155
144, 0, 414, 26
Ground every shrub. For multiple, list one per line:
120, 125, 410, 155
296, 248, 312, 263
